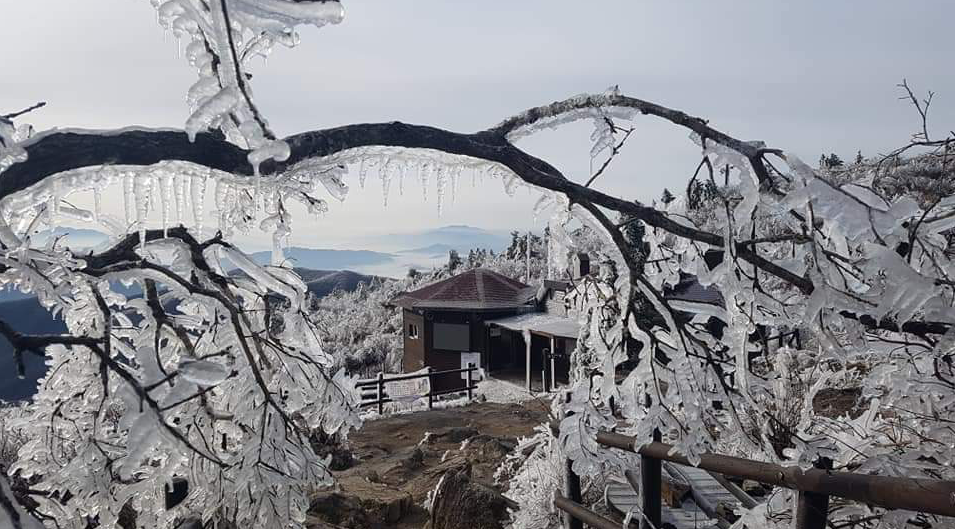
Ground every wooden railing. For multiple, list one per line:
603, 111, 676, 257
555, 430, 955, 529
355, 364, 479, 414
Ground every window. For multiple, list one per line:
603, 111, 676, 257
408, 323, 419, 339
432, 323, 470, 351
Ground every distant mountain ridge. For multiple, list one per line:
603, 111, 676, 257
249, 248, 395, 271
398, 243, 458, 256
373, 225, 510, 253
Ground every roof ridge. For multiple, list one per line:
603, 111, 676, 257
474, 268, 486, 302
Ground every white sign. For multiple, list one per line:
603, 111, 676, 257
461, 352, 481, 380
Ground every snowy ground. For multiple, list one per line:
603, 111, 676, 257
477, 376, 547, 404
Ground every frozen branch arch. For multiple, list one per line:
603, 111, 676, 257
2, 2, 954, 529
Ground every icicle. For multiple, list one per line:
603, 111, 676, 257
450, 165, 462, 205
380, 158, 393, 207
503, 172, 520, 196
191, 172, 207, 236
358, 158, 369, 189
123, 172, 135, 230
160, 173, 173, 236
175, 173, 187, 224
135, 173, 153, 253
533, 193, 555, 222
419, 162, 431, 202
46, 193, 57, 227
254, 174, 261, 216
398, 161, 406, 196
214, 178, 228, 231
435, 164, 448, 215
93, 186, 102, 224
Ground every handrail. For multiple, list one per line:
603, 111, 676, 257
356, 365, 477, 386
554, 495, 623, 529
358, 364, 478, 414
596, 430, 955, 518
358, 385, 479, 407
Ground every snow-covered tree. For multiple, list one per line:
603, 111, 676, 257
1, 3, 953, 529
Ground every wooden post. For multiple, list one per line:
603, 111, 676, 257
562, 391, 583, 529
427, 367, 434, 410
795, 458, 832, 529
525, 332, 532, 392
466, 362, 474, 401
550, 336, 557, 390
641, 429, 662, 529
376, 372, 384, 415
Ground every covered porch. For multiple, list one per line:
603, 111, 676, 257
484, 313, 578, 393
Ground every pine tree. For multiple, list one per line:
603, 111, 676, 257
660, 188, 676, 205
447, 250, 463, 272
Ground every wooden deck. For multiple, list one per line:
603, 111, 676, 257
607, 462, 746, 529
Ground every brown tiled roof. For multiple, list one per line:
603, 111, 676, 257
392, 268, 536, 311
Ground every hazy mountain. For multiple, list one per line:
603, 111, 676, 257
31, 226, 110, 250
398, 243, 458, 256
249, 248, 395, 270
371, 225, 510, 253
0, 297, 66, 401
295, 269, 390, 299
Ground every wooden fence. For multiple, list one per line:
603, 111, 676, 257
555, 430, 955, 529
356, 364, 479, 414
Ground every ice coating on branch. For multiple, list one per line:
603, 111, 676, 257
502, 88, 637, 143
0, 117, 30, 174
184, 86, 240, 142
178, 359, 231, 386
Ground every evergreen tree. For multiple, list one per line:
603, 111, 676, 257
447, 249, 463, 272
660, 188, 676, 205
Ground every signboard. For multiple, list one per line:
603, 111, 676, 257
384, 368, 430, 403
460, 352, 481, 380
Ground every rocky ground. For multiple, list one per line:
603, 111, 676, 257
307, 400, 551, 529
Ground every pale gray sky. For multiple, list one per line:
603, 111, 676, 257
3, 1, 954, 251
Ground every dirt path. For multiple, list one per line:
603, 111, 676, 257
307, 400, 550, 529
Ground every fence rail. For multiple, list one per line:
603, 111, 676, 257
555, 429, 955, 529
356, 364, 478, 414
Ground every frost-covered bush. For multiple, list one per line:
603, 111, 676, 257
0, 404, 27, 473
498, 426, 565, 529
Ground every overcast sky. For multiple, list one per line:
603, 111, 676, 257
4, 1, 954, 251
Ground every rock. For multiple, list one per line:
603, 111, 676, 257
429, 465, 513, 529
310, 430, 357, 471
427, 426, 479, 444
461, 435, 517, 463
402, 448, 425, 470
365, 470, 380, 483
310, 484, 414, 529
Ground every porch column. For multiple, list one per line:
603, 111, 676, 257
524, 330, 532, 392
550, 335, 556, 391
